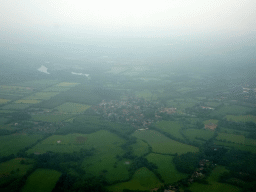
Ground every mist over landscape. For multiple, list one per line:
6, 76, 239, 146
0, 1, 256, 192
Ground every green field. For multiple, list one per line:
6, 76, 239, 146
219, 127, 249, 135
225, 115, 256, 123
27, 130, 125, 155
214, 141, 256, 153
205, 101, 222, 107
31, 114, 74, 122
0, 134, 43, 156
55, 102, 91, 113
186, 166, 240, 192
203, 119, 219, 125
2, 103, 30, 110
0, 85, 33, 96
184, 129, 214, 142
0, 158, 34, 185
108, 167, 162, 192
21, 169, 61, 192
42, 86, 71, 92
82, 155, 130, 183
146, 153, 188, 183
216, 133, 245, 144
167, 99, 197, 112
16, 80, 59, 89
57, 82, 79, 87
133, 130, 199, 155
15, 99, 41, 104
211, 105, 252, 116
79, 130, 128, 183
136, 90, 157, 100
156, 121, 184, 140
26, 92, 60, 100
131, 139, 150, 157
0, 98, 10, 104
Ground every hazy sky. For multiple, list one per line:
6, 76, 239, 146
1, 0, 256, 39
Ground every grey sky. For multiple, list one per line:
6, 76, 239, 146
1, 0, 256, 39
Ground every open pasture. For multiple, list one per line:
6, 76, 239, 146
0, 117, 8, 125
26, 92, 59, 100
186, 166, 240, 192
83, 154, 130, 183
0, 158, 34, 178
214, 141, 256, 153
203, 119, 219, 125
167, 99, 197, 112
133, 130, 199, 155
211, 105, 252, 116
225, 115, 256, 123
21, 169, 61, 192
146, 153, 188, 183
16, 80, 59, 89
205, 101, 222, 107
0, 98, 10, 104
184, 129, 214, 142
82, 130, 129, 183
0, 134, 43, 156
136, 90, 157, 100
0, 158, 34, 186
42, 86, 71, 92
55, 102, 91, 113
0, 85, 33, 95
56, 82, 78, 87
219, 127, 249, 135
31, 114, 74, 122
15, 99, 41, 104
131, 139, 150, 157
156, 120, 184, 140
216, 133, 245, 144
108, 167, 162, 192
27, 130, 125, 155
26, 133, 89, 154
2, 103, 30, 110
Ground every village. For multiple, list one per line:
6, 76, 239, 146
92, 96, 177, 130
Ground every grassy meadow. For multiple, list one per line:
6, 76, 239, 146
211, 105, 252, 117
2, 104, 30, 110
184, 129, 214, 141
21, 169, 61, 192
31, 114, 74, 122
146, 153, 188, 183
156, 121, 184, 140
131, 139, 150, 157
225, 115, 256, 123
55, 102, 91, 113
27, 130, 125, 155
0, 134, 43, 156
216, 133, 245, 144
0, 98, 10, 104
133, 130, 199, 155
0, 158, 34, 186
108, 167, 162, 192
214, 141, 256, 153
185, 166, 240, 192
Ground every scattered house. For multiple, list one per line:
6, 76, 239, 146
57, 140, 61, 144
201, 106, 214, 110
205, 123, 217, 131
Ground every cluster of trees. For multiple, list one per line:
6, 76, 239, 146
218, 120, 256, 139
34, 148, 94, 173
173, 152, 201, 174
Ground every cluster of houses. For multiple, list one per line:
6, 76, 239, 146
14, 121, 65, 134
92, 97, 175, 130
204, 122, 218, 131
